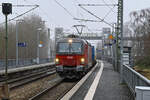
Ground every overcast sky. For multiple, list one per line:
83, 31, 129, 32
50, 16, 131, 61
0, 0, 150, 35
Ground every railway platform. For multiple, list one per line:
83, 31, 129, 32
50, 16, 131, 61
0, 62, 55, 75
61, 61, 134, 100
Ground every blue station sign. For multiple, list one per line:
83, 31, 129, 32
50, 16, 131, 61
18, 42, 27, 47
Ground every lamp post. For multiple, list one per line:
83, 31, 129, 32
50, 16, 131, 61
15, 20, 24, 66
16, 21, 18, 66
36, 28, 42, 64
48, 28, 52, 59
102, 33, 105, 60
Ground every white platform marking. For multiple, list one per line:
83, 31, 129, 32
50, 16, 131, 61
61, 61, 100, 100
84, 61, 104, 100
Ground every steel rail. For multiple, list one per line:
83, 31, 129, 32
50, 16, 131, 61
56, 81, 79, 100
0, 63, 56, 90
10, 70, 56, 89
29, 78, 64, 100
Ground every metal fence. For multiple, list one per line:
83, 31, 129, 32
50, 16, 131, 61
123, 64, 150, 95
0, 58, 54, 70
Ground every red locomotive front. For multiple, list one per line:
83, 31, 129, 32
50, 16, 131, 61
55, 36, 92, 78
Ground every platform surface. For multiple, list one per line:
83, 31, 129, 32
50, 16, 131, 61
0, 62, 55, 75
69, 61, 134, 100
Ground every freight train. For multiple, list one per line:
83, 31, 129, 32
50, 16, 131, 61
55, 35, 96, 79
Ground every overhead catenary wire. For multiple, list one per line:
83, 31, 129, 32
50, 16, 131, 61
38, 6, 58, 25
0, 5, 39, 25
25, 0, 82, 29
0, 4, 38, 7
23, 0, 39, 4
54, 0, 85, 31
86, 26, 94, 33
78, 4, 117, 7
27, 0, 76, 20
25, 0, 60, 26
73, 0, 96, 33
74, 18, 103, 22
101, 0, 117, 13
79, 5, 113, 27
54, 0, 75, 18
73, 0, 85, 21
108, 0, 117, 4
73, 0, 103, 34
102, 5, 116, 20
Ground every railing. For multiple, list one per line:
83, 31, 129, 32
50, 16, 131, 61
0, 58, 54, 70
123, 64, 150, 95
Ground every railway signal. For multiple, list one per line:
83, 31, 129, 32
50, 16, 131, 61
2, 2, 12, 76
2, 3, 12, 15
2, 3, 12, 100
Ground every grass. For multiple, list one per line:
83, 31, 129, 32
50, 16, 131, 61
134, 56, 150, 79
134, 66, 150, 80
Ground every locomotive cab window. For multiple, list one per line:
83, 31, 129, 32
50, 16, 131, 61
57, 42, 83, 54
57, 43, 69, 53
70, 43, 82, 53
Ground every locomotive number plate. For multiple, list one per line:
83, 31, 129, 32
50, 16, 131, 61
67, 56, 73, 59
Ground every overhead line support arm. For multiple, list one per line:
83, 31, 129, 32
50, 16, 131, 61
78, 4, 118, 6
78, 5, 113, 27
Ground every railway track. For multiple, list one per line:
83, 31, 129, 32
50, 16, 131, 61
0, 63, 55, 82
0, 65, 56, 89
29, 63, 97, 100
9, 68, 56, 89
29, 78, 78, 100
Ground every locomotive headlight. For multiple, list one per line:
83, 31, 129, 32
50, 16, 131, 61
55, 58, 59, 64
68, 39, 73, 43
81, 58, 85, 64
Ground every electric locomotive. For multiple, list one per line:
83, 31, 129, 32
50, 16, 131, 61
55, 35, 94, 78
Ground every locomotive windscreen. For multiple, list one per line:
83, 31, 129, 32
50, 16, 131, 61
57, 42, 82, 54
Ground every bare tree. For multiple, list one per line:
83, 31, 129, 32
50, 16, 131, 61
129, 8, 150, 66
0, 14, 50, 60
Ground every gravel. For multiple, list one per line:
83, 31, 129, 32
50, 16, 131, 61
36, 81, 76, 100
9, 74, 58, 100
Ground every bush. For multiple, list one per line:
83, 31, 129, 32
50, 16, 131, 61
135, 56, 150, 69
